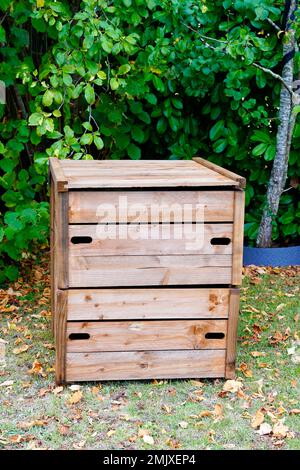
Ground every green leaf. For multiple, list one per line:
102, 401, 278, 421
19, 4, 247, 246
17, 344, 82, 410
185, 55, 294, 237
252, 143, 268, 156
264, 145, 276, 161
127, 143, 141, 160
131, 127, 144, 143
209, 120, 224, 141
42, 89, 54, 107
94, 135, 104, 150
213, 138, 227, 153
80, 133, 93, 145
157, 118, 167, 134
84, 84, 95, 105
118, 64, 131, 75
171, 97, 183, 109
29, 113, 44, 126
0, 25, 6, 43
110, 78, 119, 90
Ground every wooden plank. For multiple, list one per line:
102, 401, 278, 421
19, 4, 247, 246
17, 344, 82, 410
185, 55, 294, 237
225, 289, 240, 379
49, 157, 68, 192
193, 157, 246, 189
66, 350, 226, 381
68, 255, 232, 287
69, 224, 233, 256
55, 290, 68, 385
55, 191, 69, 289
66, 319, 227, 352
69, 191, 234, 223
67, 288, 230, 320
50, 176, 55, 336
231, 190, 245, 285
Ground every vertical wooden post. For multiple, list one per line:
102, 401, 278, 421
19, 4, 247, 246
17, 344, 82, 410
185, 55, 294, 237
232, 190, 245, 286
50, 177, 55, 336
225, 288, 240, 379
55, 289, 68, 385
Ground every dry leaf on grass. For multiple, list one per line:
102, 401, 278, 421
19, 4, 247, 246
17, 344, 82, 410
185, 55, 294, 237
106, 430, 116, 437
257, 422, 272, 436
68, 390, 83, 405
222, 379, 243, 393
251, 409, 265, 429
250, 351, 266, 357
214, 403, 223, 418
59, 425, 70, 435
13, 344, 30, 355
272, 421, 289, 438
289, 409, 300, 415
239, 362, 253, 377
178, 421, 188, 429
53, 386, 64, 395
18, 419, 47, 430
28, 360, 44, 376
143, 434, 154, 445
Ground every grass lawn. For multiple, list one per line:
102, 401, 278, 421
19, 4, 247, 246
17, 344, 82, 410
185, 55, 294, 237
0, 258, 299, 450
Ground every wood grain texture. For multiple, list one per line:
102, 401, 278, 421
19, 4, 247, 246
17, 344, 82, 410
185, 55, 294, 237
67, 288, 230, 320
231, 190, 245, 286
55, 290, 68, 385
225, 288, 240, 379
59, 159, 236, 189
66, 319, 227, 352
49, 157, 68, 192
68, 255, 232, 287
50, 176, 55, 336
193, 157, 246, 189
69, 223, 233, 256
66, 350, 226, 381
68, 190, 235, 223
55, 192, 69, 289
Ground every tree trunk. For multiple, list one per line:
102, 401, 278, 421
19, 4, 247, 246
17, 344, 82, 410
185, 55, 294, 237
256, 0, 297, 248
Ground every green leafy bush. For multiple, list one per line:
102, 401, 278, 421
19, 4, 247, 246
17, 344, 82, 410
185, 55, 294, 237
0, 0, 299, 283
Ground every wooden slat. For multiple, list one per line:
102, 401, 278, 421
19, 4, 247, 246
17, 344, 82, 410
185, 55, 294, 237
225, 289, 240, 379
66, 350, 226, 381
69, 224, 233, 256
55, 290, 68, 385
49, 157, 68, 192
66, 320, 227, 352
69, 255, 232, 287
231, 191, 245, 285
69, 191, 234, 223
193, 157, 246, 189
50, 177, 55, 336
54, 192, 69, 289
67, 288, 230, 320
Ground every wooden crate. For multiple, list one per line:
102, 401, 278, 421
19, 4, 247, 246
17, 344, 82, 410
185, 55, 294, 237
50, 157, 245, 384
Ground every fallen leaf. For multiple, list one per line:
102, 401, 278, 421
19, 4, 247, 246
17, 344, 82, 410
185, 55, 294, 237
166, 438, 181, 449
250, 351, 266, 357
251, 409, 265, 429
240, 362, 253, 377
143, 434, 154, 445
273, 421, 289, 438
178, 421, 188, 429
53, 386, 64, 395
9, 435, 23, 443
28, 360, 44, 376
0, 380, 13, 387
73, 440, 86, 449
198, 410, 213, 418
222, 379, 243, 393
289, 409, 300, 415
18, 419, 47, 430
59, 425, 70, 435
68, 390, 83, 405
106, 430, 116, 437
257, 422, 272, 436
13, 344, 30, 355
214, 403, 223, 418
69, 384, 81, 391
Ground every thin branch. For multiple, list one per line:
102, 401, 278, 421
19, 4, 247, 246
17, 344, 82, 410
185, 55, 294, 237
182, 23, 224, 52
252, 63, 295, 96
266, 17, 281, 32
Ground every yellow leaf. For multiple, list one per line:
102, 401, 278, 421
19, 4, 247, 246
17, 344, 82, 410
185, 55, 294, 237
37, 0, 45, 7
251, 409, 264, 429
273, 421, 289, 438
223, 379, 243, 393
214, 403, 223, 418
250, 351, 266, 357
107, 430, 116, 437
68, 390, 83, 405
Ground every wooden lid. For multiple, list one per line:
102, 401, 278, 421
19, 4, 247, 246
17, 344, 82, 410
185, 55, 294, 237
49, 157, 245, 192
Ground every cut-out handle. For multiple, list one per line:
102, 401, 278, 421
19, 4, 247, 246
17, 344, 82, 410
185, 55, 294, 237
205, 332, 225, 339
69, 333, 90, 340
210, 237, 231, 246
71, 236, 93, 244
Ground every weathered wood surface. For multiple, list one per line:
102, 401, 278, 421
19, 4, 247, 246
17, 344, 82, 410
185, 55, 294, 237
69, 190, 234, 223
68, 255, 232, 287
231, 191, 245, 286
66, 350, 226, 381
49, 157, 68, 192
225, 288, 240, 379
69, 224, 233, 256
67, 288, 230, 320
66, 319, 227, 352
193, 157, 246, 189
55, 290, 68, 385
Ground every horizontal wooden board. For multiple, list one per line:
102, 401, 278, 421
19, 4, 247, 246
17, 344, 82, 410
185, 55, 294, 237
68, 255, 232, 287
66, 319, 227, 352
67, 288, 230, 320
69, 190, 234, 223
69, 224, 233, 256
58, 160, 239, 189
66, 350, 226, 381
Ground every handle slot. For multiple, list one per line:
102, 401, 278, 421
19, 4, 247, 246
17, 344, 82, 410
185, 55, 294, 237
210, 237, 231, 246
71, 236, 92, 244
205, 332, 225, 339
69, 333, 90, 340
